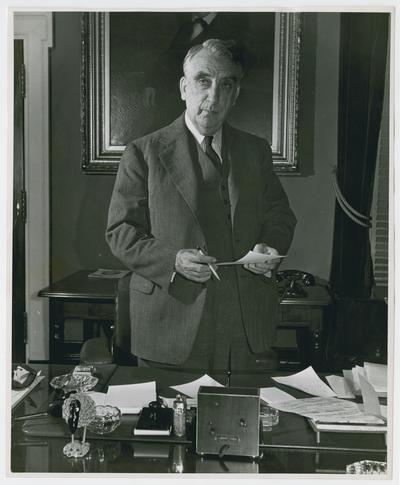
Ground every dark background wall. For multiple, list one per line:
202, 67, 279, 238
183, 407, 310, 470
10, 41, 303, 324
50, 12, 340, 282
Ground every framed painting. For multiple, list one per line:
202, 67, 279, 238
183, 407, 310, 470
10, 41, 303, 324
81, 12, 301, 173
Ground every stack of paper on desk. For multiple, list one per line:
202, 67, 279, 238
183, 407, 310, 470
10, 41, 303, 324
88, 381, 156, 414
265, 366, 386, 432
271, 397, 385, 425
327, 362, 387, 398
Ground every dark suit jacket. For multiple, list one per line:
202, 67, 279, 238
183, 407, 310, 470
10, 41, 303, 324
106, 114, 296, 364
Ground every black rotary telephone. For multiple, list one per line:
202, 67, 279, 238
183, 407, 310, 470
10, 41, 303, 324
276, 270, 316, 299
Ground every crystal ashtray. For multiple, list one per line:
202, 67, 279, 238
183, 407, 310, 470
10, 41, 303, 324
346, 460, 387, 475
88, 405, 121, 434
50, 373, 99, 393
260, 404, 279, 431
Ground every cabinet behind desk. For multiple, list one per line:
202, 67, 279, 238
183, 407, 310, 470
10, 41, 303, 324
39, 271, 332, 369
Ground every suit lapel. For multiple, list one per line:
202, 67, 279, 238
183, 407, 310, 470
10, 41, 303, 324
224, 124, 242, 221
158, 116, 204, 236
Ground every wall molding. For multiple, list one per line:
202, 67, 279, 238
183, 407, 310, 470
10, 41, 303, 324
14, 12, 52, 361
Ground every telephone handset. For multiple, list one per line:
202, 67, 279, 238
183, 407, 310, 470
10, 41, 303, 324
276, 270, 316, 298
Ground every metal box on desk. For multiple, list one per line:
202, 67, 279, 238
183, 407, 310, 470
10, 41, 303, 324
196, 386, 260, 458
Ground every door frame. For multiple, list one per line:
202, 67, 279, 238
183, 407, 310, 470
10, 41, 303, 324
14, 13, 53, 361
12, 38, 26, 362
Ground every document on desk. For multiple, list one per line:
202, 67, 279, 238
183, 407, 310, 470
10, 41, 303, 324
215, 250, 286, 266
364, 362, 387, 394
88, 381, 156, 414
11, 373, 45, 409
260, 387, 296, 404
342, 363, 387, 397
271, 366, 337, 398
358, 374, 382, 418
351, 365, 365, 391
272, 397, 385, 424
343, 369, 359, 395
325, 375, 356, 399
170, 374, 224, 398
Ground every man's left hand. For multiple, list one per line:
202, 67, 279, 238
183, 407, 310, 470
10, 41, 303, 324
244, 243, 281, 276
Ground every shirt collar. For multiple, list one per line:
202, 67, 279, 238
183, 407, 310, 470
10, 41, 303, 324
184, 111, 222, 158
191, 12, 217, 26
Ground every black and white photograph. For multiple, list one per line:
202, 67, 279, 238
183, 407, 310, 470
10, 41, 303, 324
3, 1, 398, 481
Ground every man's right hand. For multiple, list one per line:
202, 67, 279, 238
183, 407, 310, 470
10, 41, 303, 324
175, 249, 217, 283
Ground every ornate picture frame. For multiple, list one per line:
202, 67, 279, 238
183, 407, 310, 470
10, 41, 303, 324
81, 12, 301, 174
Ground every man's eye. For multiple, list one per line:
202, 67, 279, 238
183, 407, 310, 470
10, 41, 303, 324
222, 81, 234, 90
197, 78, 210, 87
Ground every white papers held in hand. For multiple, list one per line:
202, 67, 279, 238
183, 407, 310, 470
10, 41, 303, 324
216, 250, 286, 266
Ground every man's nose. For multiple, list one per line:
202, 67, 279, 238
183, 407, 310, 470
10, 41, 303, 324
207, 83, 220, 104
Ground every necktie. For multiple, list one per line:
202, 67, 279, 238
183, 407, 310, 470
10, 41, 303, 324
191, 17, 209, 41
204, 136, 222, 173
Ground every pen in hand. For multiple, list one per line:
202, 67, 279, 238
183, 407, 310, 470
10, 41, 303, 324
197, 247, 221, 282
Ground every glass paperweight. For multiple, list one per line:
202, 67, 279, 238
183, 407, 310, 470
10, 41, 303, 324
260, 404, 279, 431
88, 405, 121, 435
346, 460, 387, 475
51, 373, 99, 393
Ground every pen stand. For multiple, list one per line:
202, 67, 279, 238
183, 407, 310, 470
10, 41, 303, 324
62, 393, 96, 458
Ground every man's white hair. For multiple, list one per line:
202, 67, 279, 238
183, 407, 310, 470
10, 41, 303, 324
182, 38, 244, 78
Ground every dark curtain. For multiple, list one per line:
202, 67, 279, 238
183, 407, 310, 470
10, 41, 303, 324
330, 13, 389, 298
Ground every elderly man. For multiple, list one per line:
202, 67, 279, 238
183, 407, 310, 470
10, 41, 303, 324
106, 39, 296, 372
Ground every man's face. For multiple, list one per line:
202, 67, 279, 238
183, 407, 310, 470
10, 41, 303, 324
180, 49, 241, 135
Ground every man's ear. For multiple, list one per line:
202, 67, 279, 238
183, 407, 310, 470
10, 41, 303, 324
179, 77, 187, 101
233, 86, 241, 105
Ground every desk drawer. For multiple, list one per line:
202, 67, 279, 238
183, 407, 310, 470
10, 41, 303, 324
277, 307, 323, 332
63, 301, 115, 321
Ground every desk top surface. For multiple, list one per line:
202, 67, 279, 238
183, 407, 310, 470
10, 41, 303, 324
11, 364, 386, 475
38, 270, 120, 300
38, 270, 331, 306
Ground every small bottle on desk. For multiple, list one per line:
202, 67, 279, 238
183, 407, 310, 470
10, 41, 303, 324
173, 394, 186, 437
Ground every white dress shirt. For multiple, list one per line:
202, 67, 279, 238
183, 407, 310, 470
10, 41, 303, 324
184, 111, 222, 162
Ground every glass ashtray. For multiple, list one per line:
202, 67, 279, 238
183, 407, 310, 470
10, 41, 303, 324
50, 373, 99, 393
88, 405, 121, 434
260, 404, 279, 431
346, 460, 387, 475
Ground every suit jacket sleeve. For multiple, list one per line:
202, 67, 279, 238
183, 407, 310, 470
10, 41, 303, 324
259, 143, 297, 255
106, 141, 179, 290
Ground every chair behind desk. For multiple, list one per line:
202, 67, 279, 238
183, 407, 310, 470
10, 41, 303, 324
113, 272, 137, 365
80, 273, 138, 366
328, 298, 387, 371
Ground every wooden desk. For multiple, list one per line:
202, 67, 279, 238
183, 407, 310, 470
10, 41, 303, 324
38, 270, 119, 363
39, 271, 332, 368
11, 365, 387, 474
276, 284, 332, 371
